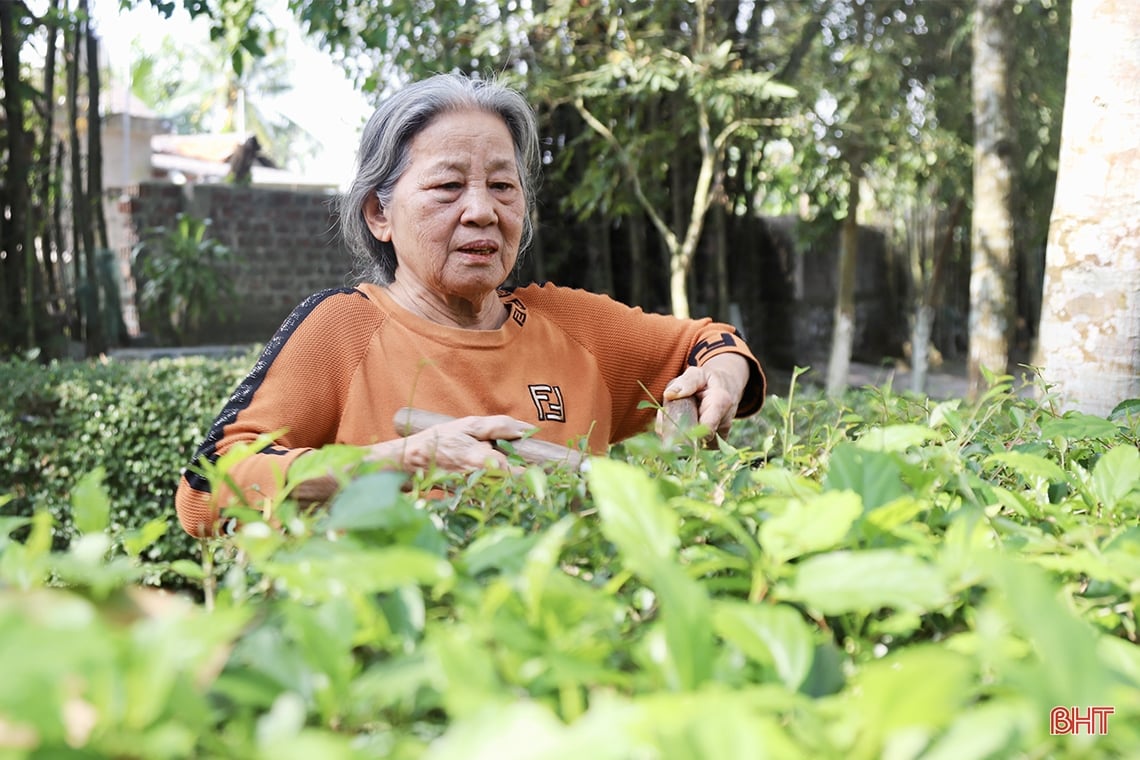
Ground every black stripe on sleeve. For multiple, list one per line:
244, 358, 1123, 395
182, 287, 365, 493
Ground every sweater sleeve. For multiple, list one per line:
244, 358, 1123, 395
517, 284, 765, 442
174, 288, 382, 536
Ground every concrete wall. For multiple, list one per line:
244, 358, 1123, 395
728, 214, 906, 370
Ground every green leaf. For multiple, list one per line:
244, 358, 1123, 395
169, 559, 206, 580
120, 519, 169, 558
749, 467, 821, 497
588, 459, 712, 689
459, 526, 537, 576
1041, 412, 1120, 441
713, 601, 814, 691
1109, 398, 1140, 423
324, 471, 410, 531
985, 558, 1113, 708
256, 692, 306, 748
785, 550, 949, 615
855, 424, 943, 452
1090, 445, 1140, 510
423, 701, 580, 760
588, 458, 679, 574
521, 515, 576, 621
849, 645, 975, 744
758, 491, 862, 564
264, 546, 454, 599
823, 443, 907, 510
921, 701, 1031, 760
71, 468, 111, 535
984, 451, 1068, 484
653, 562, 715, 691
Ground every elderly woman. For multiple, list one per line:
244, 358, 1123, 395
175, 73, 766, 537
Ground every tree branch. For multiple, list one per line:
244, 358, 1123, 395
573, 97, 679, 253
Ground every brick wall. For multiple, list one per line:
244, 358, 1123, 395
106, 182, 354, 345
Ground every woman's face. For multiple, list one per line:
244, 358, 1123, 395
365, 108, 525, 305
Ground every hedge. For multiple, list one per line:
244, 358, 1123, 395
1, 371, 1139, 757
0, 351, 255, 568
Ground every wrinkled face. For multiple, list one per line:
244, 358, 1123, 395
364, 109, 525, 304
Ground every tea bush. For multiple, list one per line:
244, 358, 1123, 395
1, 365, 1139, 758
0, 351, 253, 569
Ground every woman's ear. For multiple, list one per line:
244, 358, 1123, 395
363, 193, 393, 242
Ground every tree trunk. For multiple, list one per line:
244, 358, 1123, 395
910, 197, 964, 394
1, 0, 34, 351
825, 164, 861, 397
967, 0, 1016, 398
86, 19, 108, 252
1034, 0, 1140, 415
668, 134, 691, 318
37, 0, 61, 304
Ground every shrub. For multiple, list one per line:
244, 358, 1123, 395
1, 371, 1139, 757
0, 351, 254, 571
131, 213, 238, 345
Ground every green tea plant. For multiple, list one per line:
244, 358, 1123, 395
1, 369, 1138, 758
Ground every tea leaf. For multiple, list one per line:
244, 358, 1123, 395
758, 491, 862, 564
521, 515, 577, 620
264, 546, 454, 598
324, 471, 412, 531
169, 559, 206, 580
589, 458, 679, 574
653, 561, 715, 690
120, 519, 169, 558
985, 558, 1113, 708
824, 444, 907, 510
848, 645, 974, 747
1041, 412, 1120, 441
855, 424, 943, 452
785, 549, 949, 615
1090, 445, 1140, 510
71, 468, 111, 536
984, 451, 1068, 484
713, 601, 814, 691
459, 526, 537, 576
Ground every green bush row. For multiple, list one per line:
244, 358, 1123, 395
0, 351, 255, 569
1, 371, 1139, 758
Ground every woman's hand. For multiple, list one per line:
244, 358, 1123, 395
368, 414, 535, 473
288, 414, 533, 505
663, 353, 750, 439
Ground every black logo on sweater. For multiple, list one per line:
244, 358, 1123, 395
529, 384, 565, 422
503, 298, 528, 326
688, 333, 738, 365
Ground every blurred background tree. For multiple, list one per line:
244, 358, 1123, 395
2, 0, 1084, 401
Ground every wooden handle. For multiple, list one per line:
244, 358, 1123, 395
657, 396, 701, 445
393, 407, 585, 470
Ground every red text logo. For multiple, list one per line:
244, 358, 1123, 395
1050, 706, 1114, 735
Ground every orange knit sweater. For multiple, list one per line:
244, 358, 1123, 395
174, 282, 765, 535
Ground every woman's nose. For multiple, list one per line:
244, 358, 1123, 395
460, 185, 497, 225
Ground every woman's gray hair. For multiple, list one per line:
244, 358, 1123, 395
339, 73, 540, 284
